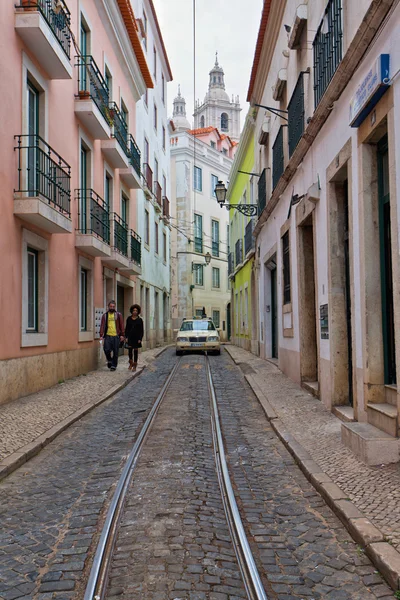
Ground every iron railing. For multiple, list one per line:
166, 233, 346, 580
112, 213, 128, 257
76, 189, 110, 244
288, 73, 305, 157
228, 252, 234, 276
245, 220, 255, 255
130, 230, 141, 266
258, 168, 267, 215
14, 134, 71, 216
154, 181, 162, 207
109, 102, 129, 158
235, 238, 243, 267
17, 0, 71, 58
143, 163, 153, 191
272, 126, 285, 190
76, 56, 110, 123
313, 0, 343, 106
162, 196, 170, 218
129, 134, 141, 175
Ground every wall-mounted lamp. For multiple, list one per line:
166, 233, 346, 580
192, 251, 212, 271
214, 180, 258, 217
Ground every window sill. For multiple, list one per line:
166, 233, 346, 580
283, 328, 294, 338
21, 332, 48, 348
79, 331, 94, 343
283, 303, 292, 314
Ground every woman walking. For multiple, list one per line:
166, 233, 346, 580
125, 304, 144, 371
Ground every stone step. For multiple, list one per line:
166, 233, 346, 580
301, 380, 319, 398
341, 422, 400, 465
385, 384, 397, 406
333, 406, 355, 423
367, 403, 397, 438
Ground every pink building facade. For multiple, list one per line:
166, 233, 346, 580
0, 0, 153, 405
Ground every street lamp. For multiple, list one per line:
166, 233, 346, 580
192, 251, 211, 271
214, 180, 258, 217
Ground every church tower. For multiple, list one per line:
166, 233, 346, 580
172, 85, 191, 131
193, 53, 241, 141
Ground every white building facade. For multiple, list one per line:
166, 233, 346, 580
131, 0, 173, 347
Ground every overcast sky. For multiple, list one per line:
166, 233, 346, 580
152, 0, 264, 129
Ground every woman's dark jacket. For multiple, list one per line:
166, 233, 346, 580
125, 316, 144, 348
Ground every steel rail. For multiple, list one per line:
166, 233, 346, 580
205, 354, 269, 600
83, 360, 181, 600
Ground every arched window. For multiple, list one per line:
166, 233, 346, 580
213, 76, 216, 83
221, 113, 228, 131
200, 115, 205, 128
218, 76, 221, 83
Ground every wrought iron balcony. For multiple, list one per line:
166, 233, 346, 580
130, 230, 142, 266
143, 163, 153, 192
76, 189, 110, 244
258, 168, 267, 215
244, 220, 255, 256
16, 0, 71, 59
313, 0, 343, 107
154, 181, 162, 207
228, 252, 234, 276
235, 238, 243, 267
109, 102, 129, 158
112, 213, 129, 257
129, 134, 141, 175
14, 134, 71, 215
288, 73, 305, 157
162, 196, 170, 219
76, 55, 110, 124
272, 126, 285, 190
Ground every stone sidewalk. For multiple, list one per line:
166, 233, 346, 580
0, 346, 169, 481
225, 344, 400, 590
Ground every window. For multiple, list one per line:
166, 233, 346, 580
194, 214, 203, 253
194, 166, 202, 191
105, 66, 112, 98
105, 172, 112, 211
80, 20, 89, 89
282, 231, 291, 304
162, 74, 165, 104
153, 45, 157, 79
212, 310, 220, 328
143, 11, 148, 50
200, 115, 205, 128
212, 267, 220, 288
272, 126, 285, 189
221, 112, 228, 131
195, 308, 204, 318
121, 192, 128, 224
144, 88, 148, 107
145, 209, 150, 245
154, 103, 157, 131
27, 248, 38, 332
162, 174, 167, 196
194, 265, 203, 286
313, 0, 343, 106
212, 219, 219, 257
163, 232, 167, 262
211, 174, 218, 197
80, 143, 89, 232
210, 141, 216, 149
80, 268, 88, 331
154, 157, 159, 182
121, 99, 128, 128
288, 73, 305, 157
155, 221, 159, 254
222, 148, 228, 155
162, 126, 166, 151
144, 137, 149, 164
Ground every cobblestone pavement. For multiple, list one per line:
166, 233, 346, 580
225, 344, 400, 551
107, 354, 246, 599
0, 350, 177, 600
0, 346, 166, 461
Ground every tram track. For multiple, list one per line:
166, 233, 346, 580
84, 353, 268, 600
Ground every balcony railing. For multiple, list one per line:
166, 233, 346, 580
14, 134, 71, 216
129, 134, 141, 175
130, 230, 142, 266
109, 102, 130, 158
143, 163, 153, 191
258, 168, 267, 215
228, 252, 234, 276
76, 189, 110, 244
272, 126, 285, 190
313, 0, 343, 107
154, 181, 162, 207
162, 196, 170, 218
17, 0, 71, 58
288, 73, 305, 157
235, 238, 243, 267
112, 213, 128, 257
245, 220, 255, 256
76, 55, 110, 123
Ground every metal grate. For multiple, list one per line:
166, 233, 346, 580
272, 127, 285, 190
244, 220, 255, 256
76, 189, 110, 243
130, 230, 141, 266
228, 252, 234, 276
112, 213, 128, 257
109, 102, 129, 158
129, 135, 141, 175
76, 56, 110, 123
154, 181, 162, 207
313, 0, 343, 107
143, 163, 153, 191
258, 168, 267, 214
235, 238, 243, 267
288, 73, 304, 157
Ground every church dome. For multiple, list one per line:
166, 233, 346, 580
172, 85, 191, 130
205, 53, 230, 102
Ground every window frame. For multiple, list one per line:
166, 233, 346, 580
211, 219, 219, 257
22, 229, 49, 347
194, 213, 203, 253
155, 220, 159, 254
27, 247, 38, 332
212, 267, 220, 289
212, 310, 220, 328
194, 166, 202, 192
194, 264, 204, 286
282, 230, 291, 305
144, 209, 150, 246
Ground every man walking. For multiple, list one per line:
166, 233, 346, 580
100, 300, 125, 371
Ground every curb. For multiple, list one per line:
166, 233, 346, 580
0, 346, 169, 483
225, 345, 400, 591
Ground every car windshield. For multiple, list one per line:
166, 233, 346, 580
180, 321, 216, 331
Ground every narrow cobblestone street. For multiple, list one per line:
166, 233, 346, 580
0, 349, 395, 599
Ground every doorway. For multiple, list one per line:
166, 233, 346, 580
270, 266, 278, 358
343, 180, 354, 405
117, 284, 125, 356
163, 292, 168, 342
226, 303, 231, 340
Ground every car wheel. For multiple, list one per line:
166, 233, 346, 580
176, 350, 182, 356
214, 349, 221, 355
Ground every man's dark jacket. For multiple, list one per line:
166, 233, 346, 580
100, 311, 124, 337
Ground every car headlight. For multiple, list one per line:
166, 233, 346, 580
207, 336, 219, 342
176, 336, 186, 342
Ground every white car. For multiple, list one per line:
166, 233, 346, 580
176, 318, 221, 355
